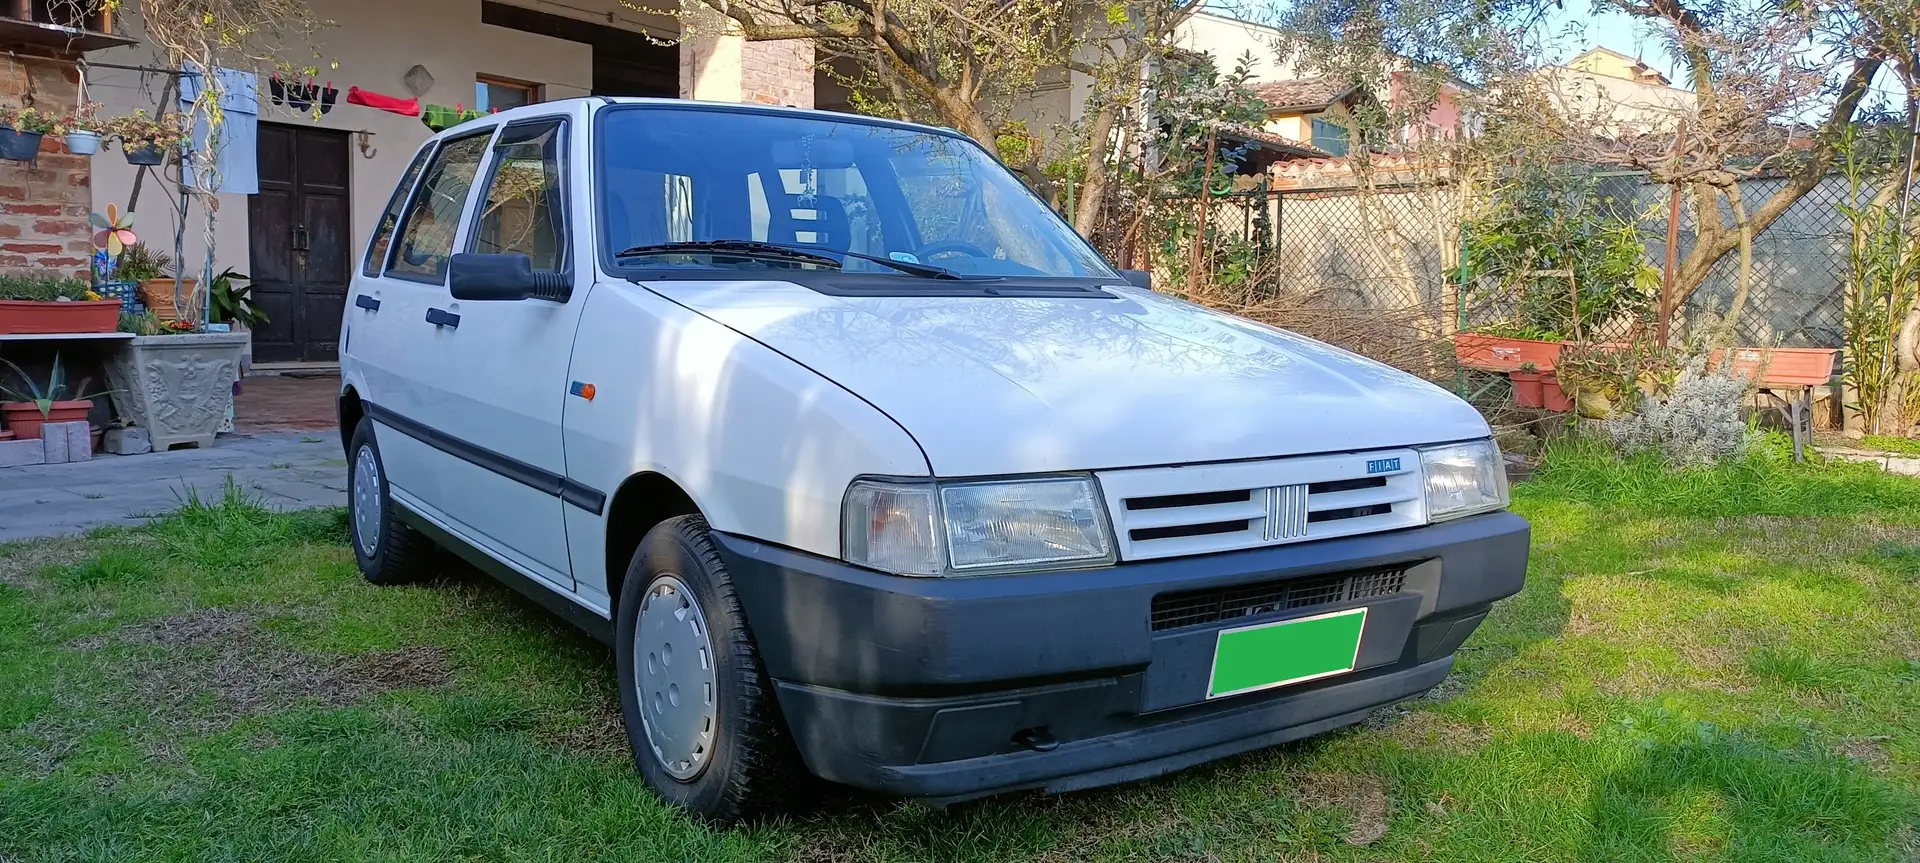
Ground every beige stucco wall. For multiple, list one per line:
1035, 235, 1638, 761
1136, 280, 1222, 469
1174, 10, 1297, 82
88, 0, 674, 282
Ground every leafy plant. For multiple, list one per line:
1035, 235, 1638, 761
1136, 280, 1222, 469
112, 243, 173, 283
208, 267, 268, 328
0, 355, 114, 417
0, 274, 94, 301
118, 311, 163, 335
1602, 356, 1757, 467
1556, 340, 1680, 419
0, 105, 57, 134
105, 109, 188, 151
1518, 361, 1539, 374
1834, 125, 1920, 434
1453, 166, 1659, 340
53, 102, 103, 135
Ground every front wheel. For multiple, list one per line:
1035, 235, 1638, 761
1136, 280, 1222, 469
615, 515, 801, 824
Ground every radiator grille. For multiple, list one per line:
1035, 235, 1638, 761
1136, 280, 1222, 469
1150, 567, 1409, 632
1098, 450, 1427, 561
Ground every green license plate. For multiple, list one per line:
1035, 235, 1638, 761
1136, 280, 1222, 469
1207, 607, 1368, 699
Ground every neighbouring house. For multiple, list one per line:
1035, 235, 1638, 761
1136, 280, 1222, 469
1537, 46, 1695, 136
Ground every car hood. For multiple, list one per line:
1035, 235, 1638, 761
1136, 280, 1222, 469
646, 280, 1490, 477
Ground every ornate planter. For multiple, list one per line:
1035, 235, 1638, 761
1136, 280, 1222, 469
0, 299, 120, 334
104, 333, 246, 450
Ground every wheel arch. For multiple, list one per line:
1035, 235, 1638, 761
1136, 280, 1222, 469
604, 470, 703, 615
337, 385, 365, 456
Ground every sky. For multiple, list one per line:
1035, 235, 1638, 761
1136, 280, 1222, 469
1540, 4, 1683, 81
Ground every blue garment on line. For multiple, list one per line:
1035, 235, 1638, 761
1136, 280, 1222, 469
179, 65, 260, 195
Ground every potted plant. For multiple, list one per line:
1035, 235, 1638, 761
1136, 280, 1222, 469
0, 355, 112, 442
0, 274, 121, 334
1510, 361, 1545, 408
105, 109, 186, 166
55, 102, 104, 156
208, 267, 267, 331
113, 243, 195, 322
0, 105, 54, 161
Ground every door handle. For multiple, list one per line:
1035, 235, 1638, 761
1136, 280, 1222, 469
425, 307, 461, 329
292, 224, 310, 252
354, 294, 381, 311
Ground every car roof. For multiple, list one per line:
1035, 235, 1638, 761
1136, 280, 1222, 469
425, 96, 969, 143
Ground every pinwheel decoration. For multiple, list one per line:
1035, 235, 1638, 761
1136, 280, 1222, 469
91, 203, 137, 256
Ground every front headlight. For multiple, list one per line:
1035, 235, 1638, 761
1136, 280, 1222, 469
1421, 439, 1509, 522
842, 477, 1116, 576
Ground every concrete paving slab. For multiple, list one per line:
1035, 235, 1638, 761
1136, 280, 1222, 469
0, 431, 347, 543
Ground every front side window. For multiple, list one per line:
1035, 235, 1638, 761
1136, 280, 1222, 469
388, 133, 492, 282
469, 120, 567, 272
364, 143, 434, 277
598, 107, 1114, 279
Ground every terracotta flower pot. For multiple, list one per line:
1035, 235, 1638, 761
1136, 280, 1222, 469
0, 428, 13, 441
0, 299, 121, 334
1540, 374, 1573, 413
1455, 333, 1565, 373
137, 278, 197, 322
1, 399, 92, 442
1509, 371, 1545, 408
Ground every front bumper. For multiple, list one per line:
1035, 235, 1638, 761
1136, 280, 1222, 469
716, 510, 1529, 800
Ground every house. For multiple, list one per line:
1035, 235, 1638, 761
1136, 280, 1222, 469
64, 0, 802, 364
1537, 46, 1695, 136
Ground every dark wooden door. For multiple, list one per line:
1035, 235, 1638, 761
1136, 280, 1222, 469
249, 124, 351, 363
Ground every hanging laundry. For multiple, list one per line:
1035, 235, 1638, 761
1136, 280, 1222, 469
347, 85, 421, 118
179, 64, 260, 195
318, 82, 339, 116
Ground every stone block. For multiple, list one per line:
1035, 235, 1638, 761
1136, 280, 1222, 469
40, 422, 69, 463
0, 437, 44, 467
103, 426, 150, 455
57, 421, 90, 462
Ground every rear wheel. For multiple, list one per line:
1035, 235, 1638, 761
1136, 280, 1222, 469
347, 419, 435, 586
615, 515, 801, 824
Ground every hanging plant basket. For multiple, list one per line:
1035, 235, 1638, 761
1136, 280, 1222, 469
0, 127, 43, 162
124, 142, 166, 166
64, 130, 101, 156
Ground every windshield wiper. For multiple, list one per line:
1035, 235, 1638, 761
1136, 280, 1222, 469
615, 240, 962, 280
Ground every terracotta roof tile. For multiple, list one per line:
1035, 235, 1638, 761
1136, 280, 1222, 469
1251, 77, 1356, 112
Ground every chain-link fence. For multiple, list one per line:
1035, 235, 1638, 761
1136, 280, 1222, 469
1153, 171, 1871, 352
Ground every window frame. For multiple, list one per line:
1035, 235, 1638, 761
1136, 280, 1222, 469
476, 74, 542, 113
383, 127, 501, 286
363, 142, 438, 278
463, 116, 572, 277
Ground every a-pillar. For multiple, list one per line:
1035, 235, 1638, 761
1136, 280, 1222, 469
678, 3, 814, 108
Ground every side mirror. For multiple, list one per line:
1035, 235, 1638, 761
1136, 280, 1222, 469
449, 253, 571, 302
1120, 269, 1152, 290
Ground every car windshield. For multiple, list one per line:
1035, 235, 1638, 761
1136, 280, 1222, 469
598, 107, 1116, 280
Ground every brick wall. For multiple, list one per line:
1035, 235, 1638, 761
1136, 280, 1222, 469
0, 50, 90, 279
739, 39, 813, 108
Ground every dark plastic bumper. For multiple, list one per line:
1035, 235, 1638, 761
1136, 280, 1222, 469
715, 510, 1530, 799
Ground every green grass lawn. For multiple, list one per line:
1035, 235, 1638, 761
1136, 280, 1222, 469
4, 449, 1920, 862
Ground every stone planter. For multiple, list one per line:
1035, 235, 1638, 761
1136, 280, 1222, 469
104, 333, 247, 450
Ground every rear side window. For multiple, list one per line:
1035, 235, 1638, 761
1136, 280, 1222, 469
468, 119, 568, 272
387, 132, 493, 283
363, 143, 434, 277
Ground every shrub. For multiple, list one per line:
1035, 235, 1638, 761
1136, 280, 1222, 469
1603, 357, 1757, 466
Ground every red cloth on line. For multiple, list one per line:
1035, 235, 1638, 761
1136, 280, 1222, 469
346, 86, 421, 117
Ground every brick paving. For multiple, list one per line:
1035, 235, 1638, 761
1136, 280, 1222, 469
235, 374, 340, 434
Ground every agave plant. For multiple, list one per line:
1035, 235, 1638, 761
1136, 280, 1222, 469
0, 354, 117, 418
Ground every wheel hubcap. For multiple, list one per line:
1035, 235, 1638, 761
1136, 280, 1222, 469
636, 574, 718, 781
352, 445, 382, 557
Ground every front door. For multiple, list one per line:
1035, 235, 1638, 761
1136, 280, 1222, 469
250, 124, 351, 363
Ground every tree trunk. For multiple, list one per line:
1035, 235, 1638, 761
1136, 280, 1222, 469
1717, 183, 1754, 349
1073, 96, 1120, 235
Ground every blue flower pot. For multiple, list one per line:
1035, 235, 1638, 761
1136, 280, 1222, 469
125, 142, 165, 166
0, 127, 44, 161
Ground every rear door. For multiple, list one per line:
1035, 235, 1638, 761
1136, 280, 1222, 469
354, 130, 496, 511
403, 115, 585, 590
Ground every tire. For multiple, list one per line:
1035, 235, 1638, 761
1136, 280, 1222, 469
615, 515, 801, 824
347, 418, 435, 586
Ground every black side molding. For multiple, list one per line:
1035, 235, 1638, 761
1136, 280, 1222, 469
363, 401, 607, 514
